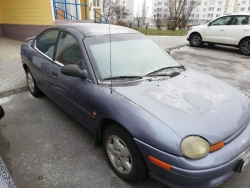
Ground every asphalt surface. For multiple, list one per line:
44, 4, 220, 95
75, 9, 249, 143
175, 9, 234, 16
1, 36, 250, 188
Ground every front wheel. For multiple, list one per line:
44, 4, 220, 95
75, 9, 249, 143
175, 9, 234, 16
239, 39, 250, 56
189, 33, 203, 47
103, 124, 148, 183
26, 68, 42, 97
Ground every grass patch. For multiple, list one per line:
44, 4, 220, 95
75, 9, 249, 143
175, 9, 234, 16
134, 28, 188, 36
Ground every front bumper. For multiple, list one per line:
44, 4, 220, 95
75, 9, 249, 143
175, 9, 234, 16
134, 122, 250, 188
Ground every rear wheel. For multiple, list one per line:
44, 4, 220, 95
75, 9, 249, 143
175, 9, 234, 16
189, 33, 203, 47
26, 68, 42, 97
239, 39, 250, 56
103, 124, 148, 182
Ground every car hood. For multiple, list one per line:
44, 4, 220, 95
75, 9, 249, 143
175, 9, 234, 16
114, 69, 250, 144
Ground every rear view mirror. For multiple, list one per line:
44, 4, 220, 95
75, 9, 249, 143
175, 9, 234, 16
61, 64, 89, 79
0, 105, 4, 119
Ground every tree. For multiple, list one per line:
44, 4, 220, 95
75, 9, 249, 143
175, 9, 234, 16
141, 0, 146, 25
103, 0, 130, 21
167, 0, 200, 30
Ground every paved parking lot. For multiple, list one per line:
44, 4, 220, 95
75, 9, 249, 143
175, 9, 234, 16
0, 40, 250, 188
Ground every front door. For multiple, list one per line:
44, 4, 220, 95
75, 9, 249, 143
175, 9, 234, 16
49, 31, 94, 132
203, 16, 233, 43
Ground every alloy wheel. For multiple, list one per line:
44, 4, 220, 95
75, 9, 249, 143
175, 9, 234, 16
242, 41, 250, 55
106, 135, 132, 175
191, 36, 201, 46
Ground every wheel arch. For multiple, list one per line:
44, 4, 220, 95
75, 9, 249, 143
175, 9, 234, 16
238, 36, 250, 47
23, 63, 28, 72
190, 32, 203, 40
94, 118, 130, 147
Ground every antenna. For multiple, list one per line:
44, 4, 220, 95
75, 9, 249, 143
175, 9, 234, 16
108, 0, 112, 94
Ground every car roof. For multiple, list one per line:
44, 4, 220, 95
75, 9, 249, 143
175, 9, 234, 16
51, 23, 139, 37
225, 12, 250, 16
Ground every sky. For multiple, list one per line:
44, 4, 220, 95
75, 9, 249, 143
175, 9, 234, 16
133, 0, 153, 18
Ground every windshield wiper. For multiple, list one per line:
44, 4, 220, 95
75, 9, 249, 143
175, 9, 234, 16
103, 76, 143, 81
147, 72, 180, 77
146, 65, 186, 76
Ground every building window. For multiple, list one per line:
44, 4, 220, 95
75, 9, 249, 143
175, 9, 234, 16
240, 7, 245, 11
218, 1, 222, 4
207, 14, 213, 17
248, 7, 250, 11
154, 9, 156, 12
209, 7, 214, 11
204, 8, 206, 11
93, 0, 100, 7
154, 3, 157, 6
217, 8, 221, 11
158, 2, 162, 6
197, 8, 199, 12
216, 14, 220, 17
205, 2, 207, 5
242, 1, 246, 4
196, 15, 199, 18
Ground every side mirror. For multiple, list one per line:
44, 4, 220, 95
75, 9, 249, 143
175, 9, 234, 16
208, 22, 211, 26
0, 105, 4, 119
61, 64, 89, 79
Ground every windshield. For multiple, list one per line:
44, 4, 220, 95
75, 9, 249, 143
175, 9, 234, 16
84, 34, 179, 82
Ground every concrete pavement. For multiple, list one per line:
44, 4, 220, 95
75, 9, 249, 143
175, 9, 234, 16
0, 38, 27, 98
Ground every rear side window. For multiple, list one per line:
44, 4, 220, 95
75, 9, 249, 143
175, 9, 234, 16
55, 32, 85, 69
35, 30, 59, 59
231, 16, 250, 25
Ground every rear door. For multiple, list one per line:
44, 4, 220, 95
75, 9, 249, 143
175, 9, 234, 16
49, 31, 94, 132
224, 15, 250, 45
28, 29, 60, 96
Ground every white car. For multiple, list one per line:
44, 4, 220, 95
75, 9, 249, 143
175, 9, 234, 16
187, 13, 250, 56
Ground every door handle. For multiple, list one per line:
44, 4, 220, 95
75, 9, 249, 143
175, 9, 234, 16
244, 29, 249, 31
51, 71, 58, 77
28, 57, 32, 62
219, 29, 224, 31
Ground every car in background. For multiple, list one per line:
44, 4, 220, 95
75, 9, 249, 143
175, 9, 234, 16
187, 13, 250, 55
21, 23, 250, 188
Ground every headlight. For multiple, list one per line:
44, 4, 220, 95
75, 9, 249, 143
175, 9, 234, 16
181, 136, 210, 159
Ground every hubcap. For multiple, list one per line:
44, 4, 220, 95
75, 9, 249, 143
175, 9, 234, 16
242, 41, 250, 54
191, 36, 201, 46
106, 135, 132, 174
27, 72, 35, 92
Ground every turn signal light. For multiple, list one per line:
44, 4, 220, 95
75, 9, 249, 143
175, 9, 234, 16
149, 156, 172, 171
210, 142, 224, 153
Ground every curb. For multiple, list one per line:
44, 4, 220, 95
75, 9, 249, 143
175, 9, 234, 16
0, 86, 28, 98
168, 44, 188, 51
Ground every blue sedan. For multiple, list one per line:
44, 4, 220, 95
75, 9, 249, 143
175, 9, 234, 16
21, 23, 250, 188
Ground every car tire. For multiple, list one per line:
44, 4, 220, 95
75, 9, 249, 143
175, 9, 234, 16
239, 39, 250, 56
103, 123, 148, 183
189, 33, 203, 47
26, 68, 42, 97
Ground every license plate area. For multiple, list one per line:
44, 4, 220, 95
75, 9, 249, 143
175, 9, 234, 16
234, 147, 250, 173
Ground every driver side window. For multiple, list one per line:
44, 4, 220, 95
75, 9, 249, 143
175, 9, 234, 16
210, 16, 232, 26
55, 32, 85, 69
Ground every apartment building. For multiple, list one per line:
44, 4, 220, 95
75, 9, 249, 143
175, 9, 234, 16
151, 0, 250, 25
191, 0, 250, 24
